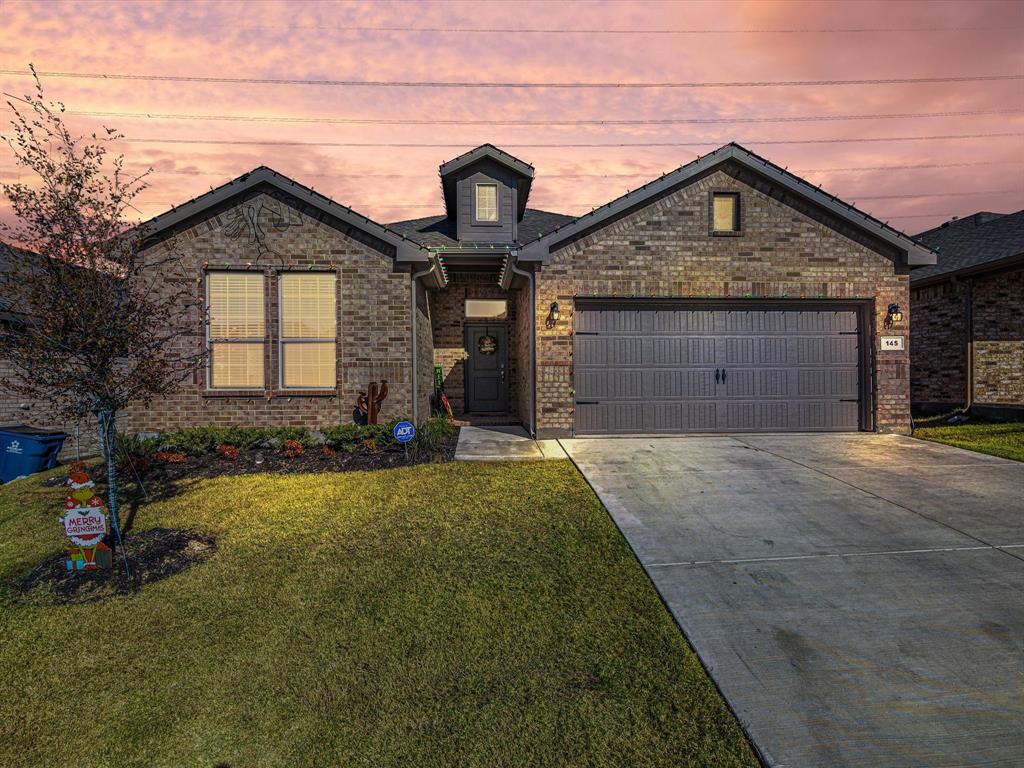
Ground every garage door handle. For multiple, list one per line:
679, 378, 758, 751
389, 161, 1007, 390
715, 368, 720, 383
722, 368, 727, 382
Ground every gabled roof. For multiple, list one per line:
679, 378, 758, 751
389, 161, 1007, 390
140, 166, 430, 262
911, 210, 1024, 283
439, 144, 535, 222
516, 142, 938, 268
388, 208, 575, 250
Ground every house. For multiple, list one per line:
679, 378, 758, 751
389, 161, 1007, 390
0, 241, 94, 457
129, 142, 936, 439
910, 210, 1024, 418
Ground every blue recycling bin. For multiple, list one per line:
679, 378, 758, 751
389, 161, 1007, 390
0, 425, 68, 483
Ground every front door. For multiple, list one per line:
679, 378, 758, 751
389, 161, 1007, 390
465, 324, 508, 413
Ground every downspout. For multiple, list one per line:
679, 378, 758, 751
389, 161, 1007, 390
410, 261, 437, 425
508, 258, 536, 438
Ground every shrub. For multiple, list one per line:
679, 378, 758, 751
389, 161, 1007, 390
362, 438, 378, 454
411, 417, 456, 459
319, 446, 336, 460
218, 444, 240, 461
282, 439, 304, 458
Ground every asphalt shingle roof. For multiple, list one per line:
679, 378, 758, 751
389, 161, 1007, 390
911, 210, 1024, 282
387, 208, 576, 249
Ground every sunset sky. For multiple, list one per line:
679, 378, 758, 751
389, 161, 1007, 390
1, 0, 1022, 236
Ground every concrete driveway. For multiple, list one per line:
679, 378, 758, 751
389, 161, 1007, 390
560, 434, 1024, 768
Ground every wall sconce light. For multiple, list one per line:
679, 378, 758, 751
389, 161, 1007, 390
884, 303, 904, 329
546, 301, 560, 328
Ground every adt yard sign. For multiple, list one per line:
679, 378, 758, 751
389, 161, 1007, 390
393, 421, 415, 443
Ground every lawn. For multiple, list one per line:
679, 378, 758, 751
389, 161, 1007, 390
0, 460, 757, 768
913, 414, 1024, 462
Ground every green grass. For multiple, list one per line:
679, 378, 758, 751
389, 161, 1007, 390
913, 414, 1024, 462
0, 461, 757, 768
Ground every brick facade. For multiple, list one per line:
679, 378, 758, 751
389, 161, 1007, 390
126, 191, 417, 434
911, 267, 1024, 411
909, 281, 966, 408
533, 169, 912, 436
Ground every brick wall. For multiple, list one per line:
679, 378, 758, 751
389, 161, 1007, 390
429, 270, 518, 417
910, 281, 966, 407
415, 282, 434, 421
972, 268, 1024, 405
534, 168, 912, 435
512, 274, 532, 430
126, 191, 415, 434
910, 267, 1024, 410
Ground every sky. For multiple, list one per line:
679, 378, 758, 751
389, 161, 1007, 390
1, 0, 1022, 237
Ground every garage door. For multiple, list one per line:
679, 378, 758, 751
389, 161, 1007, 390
573, 302, 864, 435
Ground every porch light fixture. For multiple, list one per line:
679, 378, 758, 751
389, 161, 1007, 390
884, 303, 904, 329
546, 301, 560, 328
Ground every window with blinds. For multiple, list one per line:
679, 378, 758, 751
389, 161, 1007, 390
207, 272, 265, 388
475, 183, 498, 222
280, 272, 337, 389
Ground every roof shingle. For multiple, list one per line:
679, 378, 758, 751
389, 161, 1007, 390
388, 208, 576, 249
912, 210, 1024, 282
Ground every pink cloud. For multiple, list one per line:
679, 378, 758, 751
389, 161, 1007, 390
2, 0, 1022, 234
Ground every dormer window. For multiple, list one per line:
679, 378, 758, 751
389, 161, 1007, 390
475, 183, 498, 223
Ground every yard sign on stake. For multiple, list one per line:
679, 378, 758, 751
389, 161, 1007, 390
394, 421, 415, 462
59, 469, 112, 571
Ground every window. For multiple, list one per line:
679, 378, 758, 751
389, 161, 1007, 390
279, 273, 337, 389
475, 183, 498, 222
712, 192, 741, 233
207, 272, 265, 389
465, 299, 507, 319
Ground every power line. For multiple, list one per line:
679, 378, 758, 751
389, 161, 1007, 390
221, 24, 1023, 35
3, 69, 1022, 89
800, 159, 1024, 173
59, 106, 1024, 127
95, 132, 1024, 148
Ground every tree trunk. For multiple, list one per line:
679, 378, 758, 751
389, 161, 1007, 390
98, 408, 129, 577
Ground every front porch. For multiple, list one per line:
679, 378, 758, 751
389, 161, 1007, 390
428, 267, 533, 431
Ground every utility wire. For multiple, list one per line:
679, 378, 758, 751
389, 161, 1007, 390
98, 132, 1024, 148
2, 69, 1022, 89
221, 24, 1024, 35
58, 107, 1024, 127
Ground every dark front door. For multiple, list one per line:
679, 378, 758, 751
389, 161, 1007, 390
465, 324, 508, 413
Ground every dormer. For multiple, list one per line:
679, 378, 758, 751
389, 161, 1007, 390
439, 144, 534, 244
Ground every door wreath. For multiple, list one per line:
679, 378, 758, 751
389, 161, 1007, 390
478, 335, 498, 355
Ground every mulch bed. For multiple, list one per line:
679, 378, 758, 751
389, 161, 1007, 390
20, 527, 216, 606
140, 428, 460, 482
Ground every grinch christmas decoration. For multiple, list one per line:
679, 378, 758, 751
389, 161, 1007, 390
60, 469, 112, 571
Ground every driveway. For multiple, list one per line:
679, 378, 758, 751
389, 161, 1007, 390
560, 434, 1024, 768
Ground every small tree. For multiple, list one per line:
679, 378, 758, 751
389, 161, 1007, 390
1, 69, 204, 567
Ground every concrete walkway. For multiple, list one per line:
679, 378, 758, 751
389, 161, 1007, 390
561, 433, 1024, 768
454, 425, 567, 461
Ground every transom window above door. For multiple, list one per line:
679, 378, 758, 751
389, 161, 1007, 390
475, 183, 498, 222
465, 299, 507, 319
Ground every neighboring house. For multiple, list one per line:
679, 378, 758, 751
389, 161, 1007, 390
0, 241, 95, 458
129, 142, 935, 438
910, 210, 1024, 418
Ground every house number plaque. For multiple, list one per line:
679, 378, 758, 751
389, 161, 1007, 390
880, 336, 905, 351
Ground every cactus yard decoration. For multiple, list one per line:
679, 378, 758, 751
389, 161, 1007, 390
59, 469, 112, 570
354, 380, 389, 425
